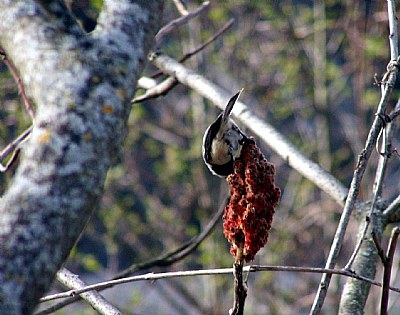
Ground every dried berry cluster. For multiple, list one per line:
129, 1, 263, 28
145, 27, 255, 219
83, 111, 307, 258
223, 139, 281, 262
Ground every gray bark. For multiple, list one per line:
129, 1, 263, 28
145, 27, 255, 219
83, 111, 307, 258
0, 0, 163, 314
339, 212, 385, 314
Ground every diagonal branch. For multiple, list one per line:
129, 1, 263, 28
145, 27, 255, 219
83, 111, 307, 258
0, 126, 33, 173
56, 268, 122, 315
0, 50, 35, 120
151, 17, 235, 79
114, 197, 226, 278
155, 1, 210, 44
133, 18, 235, 104
0, 126, 32, 162
150, 52, 349, 206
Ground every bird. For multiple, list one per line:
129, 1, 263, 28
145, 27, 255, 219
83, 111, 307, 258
202, 90, 248, 177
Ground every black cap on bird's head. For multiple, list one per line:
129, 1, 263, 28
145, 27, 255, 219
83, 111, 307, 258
202, 90, 247, 177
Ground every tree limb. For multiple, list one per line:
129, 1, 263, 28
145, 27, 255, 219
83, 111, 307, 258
155, 1, 210, 44
39, 264, 400, 303
0, 126, 33, 172
0, 0, 164, 313
56, 268, 122, 315
0, 50, 35, 120
150, 52, 349, 206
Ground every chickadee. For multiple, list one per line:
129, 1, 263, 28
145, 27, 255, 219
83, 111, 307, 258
202, 90, 248, 177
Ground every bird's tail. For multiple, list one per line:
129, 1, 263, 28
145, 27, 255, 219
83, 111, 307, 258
221, 89, 243, 127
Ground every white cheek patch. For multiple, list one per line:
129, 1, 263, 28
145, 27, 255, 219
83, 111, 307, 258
211, 140, 231, 165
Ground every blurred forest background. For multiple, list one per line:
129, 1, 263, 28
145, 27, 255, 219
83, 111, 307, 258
2, 0, 400, 314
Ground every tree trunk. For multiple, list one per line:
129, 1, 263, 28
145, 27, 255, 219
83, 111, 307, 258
339, 213, 385, 314
0, 1, 163, 313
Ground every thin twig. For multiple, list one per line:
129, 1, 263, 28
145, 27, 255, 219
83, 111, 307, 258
151, 18, 235, 79
372, 230, 387, 264
39, 264, 400, 303
0, 148, 20, 173
114, 197, 226, 279
34, 296, 80, 315
0, 126, 32, 160
155, 1, 210, 44
310, 1, 399, 312
36, 199, 227, 314
179, 18, 235, 64
134, 18, 235, 103
381, 227, 400, 315
0, 49, 35, 120
0, 126, 33, 172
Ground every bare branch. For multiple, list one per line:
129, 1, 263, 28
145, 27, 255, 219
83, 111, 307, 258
114, 197, 226, 278
34, 297, 80, 315
134, 18, 235, 103
178, 18, 235, 64
36, 198, 226, 314
0, 126, 33, 172
56, 268, 122, 315
39, 264, 400, 303
0, 126, 32, 161
0, 148, 20, 173
0, 50, 35, 120
372, 230, 387, 264
150, 52, 349, 206
151, 18, 235, 79
155, 1, 210, 44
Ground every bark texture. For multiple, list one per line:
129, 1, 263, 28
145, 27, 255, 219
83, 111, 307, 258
339, 212, 385, 314
0, 0, 163, 313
